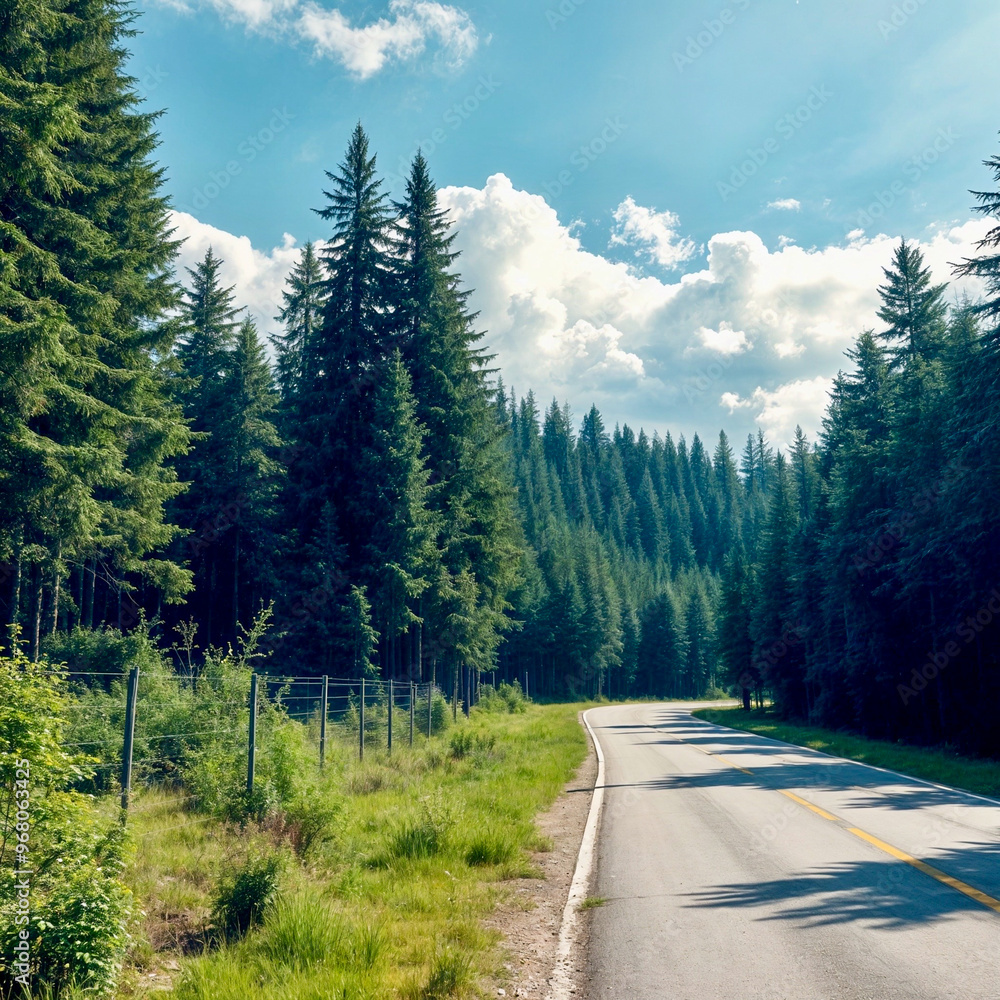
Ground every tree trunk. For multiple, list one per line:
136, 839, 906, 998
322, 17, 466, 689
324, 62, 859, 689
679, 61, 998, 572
50, 545, 61, 635
31, 565, 42, 661
232, 522, 241, 640
83, 559, 95, 629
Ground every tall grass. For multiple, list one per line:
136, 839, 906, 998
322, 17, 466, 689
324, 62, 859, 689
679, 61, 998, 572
124, 703, 589, 998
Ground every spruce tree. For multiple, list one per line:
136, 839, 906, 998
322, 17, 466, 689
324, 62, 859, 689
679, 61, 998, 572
876, 240, 948, 366
0, 0, 189, 650
273, 241, 325, 406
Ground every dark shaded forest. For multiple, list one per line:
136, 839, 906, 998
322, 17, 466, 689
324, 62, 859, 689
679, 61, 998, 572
3, 0, 1000, 754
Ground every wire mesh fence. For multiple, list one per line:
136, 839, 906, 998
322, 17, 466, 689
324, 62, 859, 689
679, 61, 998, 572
52, 667, 448, 816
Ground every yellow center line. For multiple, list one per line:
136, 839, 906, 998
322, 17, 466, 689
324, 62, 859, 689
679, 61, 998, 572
780, 789, 838, 821
713, 754, 755, 775
646, 724, 1000, 917
846, 827, 1000, 914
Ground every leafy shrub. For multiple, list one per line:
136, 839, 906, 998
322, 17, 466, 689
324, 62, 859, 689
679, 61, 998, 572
42, 625, 163, 685
382, 792, 459, 864
476, 681, 527, 714
211, 853, 282, 941
281, 793, 343, 858
0, 645, 132, 998
29, 857, 132, 997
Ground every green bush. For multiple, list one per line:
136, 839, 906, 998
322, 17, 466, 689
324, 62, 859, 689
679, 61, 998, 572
424, 948, 473, 999
211, 853, 282, 941
0, 645, 132, 998
476, 681, 527, 714
282, 793, 343, 858
42, 625, 163, 684
28, 856, 132, 997
256, 893, 346, 971
381, 791, 459, 864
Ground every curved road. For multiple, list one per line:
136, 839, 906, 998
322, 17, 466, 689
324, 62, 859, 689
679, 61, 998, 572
585, 703, 1000, 1000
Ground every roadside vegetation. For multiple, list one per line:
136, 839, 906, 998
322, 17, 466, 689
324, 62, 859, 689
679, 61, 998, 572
694, 706, 1000, 800
0, 632, 588, 998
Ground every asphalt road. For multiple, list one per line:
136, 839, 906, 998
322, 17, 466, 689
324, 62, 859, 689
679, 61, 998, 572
585, 703, 1000, 1000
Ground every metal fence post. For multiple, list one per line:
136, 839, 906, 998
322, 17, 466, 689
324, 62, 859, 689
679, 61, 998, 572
359, 677, 365, 761
427, 681, 433, 738
319, 674, 329, 768
409, 681, 415, 746
388, 678, 394, 754
247, 673, 258, 796
120, 665, 139, 815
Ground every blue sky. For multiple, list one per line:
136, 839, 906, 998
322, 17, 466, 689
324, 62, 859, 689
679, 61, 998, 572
133, 0, 1000, 446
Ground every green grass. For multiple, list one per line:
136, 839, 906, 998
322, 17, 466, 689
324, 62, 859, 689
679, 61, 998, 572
693, 706, 1000, 800
577, 896, 607, 910
120, 703, 589, 998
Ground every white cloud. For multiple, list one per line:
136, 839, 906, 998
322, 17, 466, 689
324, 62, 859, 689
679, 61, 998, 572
159, 0, 478, 78
170, 211, 304, 335
171, 177, 992, 450
768, 198, 802, 212
298, 0, 478, 78
610, 196, 698, 270
721, 377, 835, 445
693, 322, 751, 356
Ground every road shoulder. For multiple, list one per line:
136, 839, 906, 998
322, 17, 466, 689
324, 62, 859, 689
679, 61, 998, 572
486, 710, 598, 998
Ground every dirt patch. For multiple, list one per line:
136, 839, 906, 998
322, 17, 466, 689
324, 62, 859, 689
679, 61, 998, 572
486, 712, 597, 998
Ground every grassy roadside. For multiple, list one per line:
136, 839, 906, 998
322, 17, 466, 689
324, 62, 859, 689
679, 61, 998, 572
120, 702, 590, 999
692, 706, 1000, 800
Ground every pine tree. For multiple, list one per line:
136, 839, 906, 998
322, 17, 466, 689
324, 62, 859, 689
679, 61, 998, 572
954, 145, 1000, 328
282, 124, 397, 644
876, 240, 948, 366
273, 241, 325, 405
360, 353, 441, 673
395, 152, 523, 676
0, 0, 189, 651
171, 250, 243, 645
215, 318, 281, 635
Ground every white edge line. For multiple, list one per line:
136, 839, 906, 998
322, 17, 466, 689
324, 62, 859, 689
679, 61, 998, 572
547, 708, 606, 1000
690, 710, 1000, 808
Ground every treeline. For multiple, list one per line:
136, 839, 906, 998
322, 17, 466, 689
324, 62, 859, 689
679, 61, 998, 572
5, 0, 1000, 753
496, 391, 746, 699
715, 178, 1000, 756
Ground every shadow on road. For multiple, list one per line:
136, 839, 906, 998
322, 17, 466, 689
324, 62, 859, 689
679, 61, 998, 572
683, 841, 1000, 929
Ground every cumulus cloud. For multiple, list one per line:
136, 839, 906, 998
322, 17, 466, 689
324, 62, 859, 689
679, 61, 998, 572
722, 377, 835, 445
171, 178, 991, 450
170, 210, 304, 334
440, 177, 989, 447
693, 322, 751, 356
768, 198, 802, 211
159, 0, 478, 78
610, 196, 698, 270
298, 0, 478, 77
